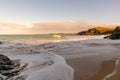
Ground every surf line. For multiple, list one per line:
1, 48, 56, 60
103, 58, 119, 80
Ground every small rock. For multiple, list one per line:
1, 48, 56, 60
0, 54, 13, 65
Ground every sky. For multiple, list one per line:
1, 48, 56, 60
0, 0, 120, 34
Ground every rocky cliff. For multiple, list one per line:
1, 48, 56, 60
77, 27, 114, 35
109, 26, 120, 39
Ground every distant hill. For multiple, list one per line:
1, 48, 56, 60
77, 27, 115, 35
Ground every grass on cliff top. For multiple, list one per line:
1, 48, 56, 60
94, 27, 115, 31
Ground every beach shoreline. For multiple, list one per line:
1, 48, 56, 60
66, 56, 120, 80
61, 40, 120, 80
0, 37, 120, 80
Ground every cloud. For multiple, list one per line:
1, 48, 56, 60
0, 22, 26, 28
0, 22, 29, 34
0, 21, 114, 34
30, 21, 107, 33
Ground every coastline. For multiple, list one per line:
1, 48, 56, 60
41, 38, 120, 80
0, 37, 120, 80
61, 39, 120, 80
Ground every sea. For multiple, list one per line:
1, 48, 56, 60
0, 34, 105, 44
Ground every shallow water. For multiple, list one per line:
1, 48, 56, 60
0, 35, 105, 44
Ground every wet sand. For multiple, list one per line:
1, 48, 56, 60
49, 40, 120, 80
66, 56, 120, 80
107, 58, 120, 80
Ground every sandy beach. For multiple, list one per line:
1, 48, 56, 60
62, 40, 120, 80
0, 37, 120, 80
43, 39, 120, 80
66, 56, 120, 80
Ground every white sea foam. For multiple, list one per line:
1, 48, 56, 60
103, 59, 120, 80
0, 35, 120, 80
7, 52, 74, 80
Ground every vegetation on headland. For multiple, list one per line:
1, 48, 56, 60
77, 27, 115, 35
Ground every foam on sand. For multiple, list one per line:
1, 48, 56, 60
8, 52, 74, 80
103, 58, 120, 80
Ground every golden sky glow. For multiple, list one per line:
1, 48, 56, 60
0, 21, 115, 34
0, 0, 120, 34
